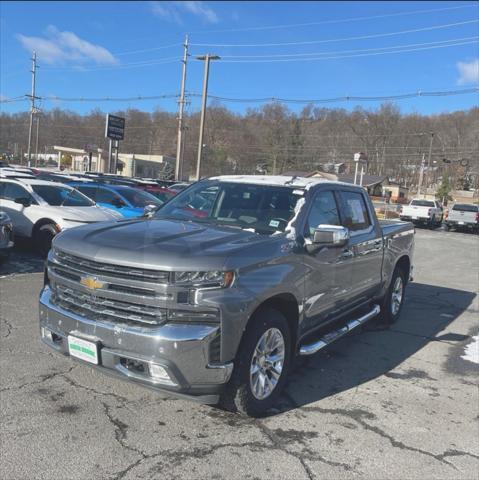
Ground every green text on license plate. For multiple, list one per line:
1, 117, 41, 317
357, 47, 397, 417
68, 336, 98, 364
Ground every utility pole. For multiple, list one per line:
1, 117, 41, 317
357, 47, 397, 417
417, 153, 426, 196
195, 54, 220, 181
26, 52, 39, 167
425, 132, 434, 192
34, 112, 40, 167
175, 35, 189, 181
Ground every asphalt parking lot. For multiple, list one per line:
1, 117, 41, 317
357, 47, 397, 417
1, 228, 478, 480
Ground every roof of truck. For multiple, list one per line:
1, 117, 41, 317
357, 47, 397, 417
209, 175, 343, 189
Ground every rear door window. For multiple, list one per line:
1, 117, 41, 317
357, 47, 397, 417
2, 183, 30, 201
339, 191, 371, 232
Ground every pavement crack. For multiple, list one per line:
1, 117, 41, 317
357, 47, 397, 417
300, 406, 459, 470
0, 317, 13, 338
0, 365, 77, 393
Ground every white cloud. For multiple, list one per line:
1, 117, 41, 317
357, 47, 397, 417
456, 58, 479, 85
16, 26, 117, 65
150, 1, 218, 24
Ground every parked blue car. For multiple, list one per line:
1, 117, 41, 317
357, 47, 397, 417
68, 182, 162, 218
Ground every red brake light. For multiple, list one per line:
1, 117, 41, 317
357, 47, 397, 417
476, 212, 479, 222
428, 208, 432, 216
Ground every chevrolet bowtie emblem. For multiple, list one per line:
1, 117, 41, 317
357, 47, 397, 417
80, 276, 105, 290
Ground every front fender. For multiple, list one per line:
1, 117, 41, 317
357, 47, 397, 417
198, 260, 305, 363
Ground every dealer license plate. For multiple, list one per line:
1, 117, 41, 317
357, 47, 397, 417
412, 216, 418, 220
68, 336, 99, 364
458, 221, 465, 225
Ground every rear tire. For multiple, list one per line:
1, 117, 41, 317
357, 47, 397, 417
378, 267, 407, 325
219, 307, 291, 417
35, 223, 58, 258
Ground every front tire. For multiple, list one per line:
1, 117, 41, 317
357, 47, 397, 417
219, 307, 291, 416
378, 267, 407, 325
35, 223, 58, 258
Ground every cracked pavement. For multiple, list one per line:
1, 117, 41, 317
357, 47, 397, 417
1, 229, 478, 479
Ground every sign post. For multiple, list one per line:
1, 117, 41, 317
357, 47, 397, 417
105, 114, 125, 174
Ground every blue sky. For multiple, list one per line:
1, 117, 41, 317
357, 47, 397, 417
1, 1, 478, 116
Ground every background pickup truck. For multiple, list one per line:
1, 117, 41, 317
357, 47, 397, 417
40, 175, 414, 416
400, 198, 443, 227
445, 203, 479, 232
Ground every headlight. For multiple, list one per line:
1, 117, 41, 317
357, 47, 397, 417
174, 271, 234, 288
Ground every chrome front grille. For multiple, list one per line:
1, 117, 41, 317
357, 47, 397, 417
54, 250, 170, 283
52, 285, 167, 325
49, 249, 169, 326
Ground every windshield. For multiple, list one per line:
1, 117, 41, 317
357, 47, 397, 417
411, 200, 435, 207
31, 185, 94, 207
452, 204, 478, 212
155, 181, 304, 234
119, 188, 161, 208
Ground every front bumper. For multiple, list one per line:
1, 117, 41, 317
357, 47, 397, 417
39, 286, 233, 403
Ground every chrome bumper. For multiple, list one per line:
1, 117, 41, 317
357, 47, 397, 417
39, 286, 233, 403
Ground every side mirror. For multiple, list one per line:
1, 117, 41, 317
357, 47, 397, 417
143, 204, 158, 217
14, 197, 31, 207
306, 225, 349, 253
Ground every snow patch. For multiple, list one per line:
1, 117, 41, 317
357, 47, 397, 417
461, 335, 479, 365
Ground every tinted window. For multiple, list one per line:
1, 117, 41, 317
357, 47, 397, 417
452, 204, 478, 212
410, 200, 435, 207
119, 188, 161, 207
31, 185, 94, 207
340, 191, 371, 232
2, 183, 30, 201
76, 185, 97, 201
96, 188, 124, 206
306, 191, 340, 236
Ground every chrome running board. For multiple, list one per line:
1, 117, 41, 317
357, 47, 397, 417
299, 304, 381, 356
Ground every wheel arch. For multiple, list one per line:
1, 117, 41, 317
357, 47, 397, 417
248, 293, 300, 356
32, 218, 59, 238
395, 255, 411, 284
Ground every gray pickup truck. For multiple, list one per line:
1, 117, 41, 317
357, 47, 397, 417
40, 175, 414, 416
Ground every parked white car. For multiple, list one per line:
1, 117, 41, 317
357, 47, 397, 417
0, 178, 122, 255
399, 198, 443, 228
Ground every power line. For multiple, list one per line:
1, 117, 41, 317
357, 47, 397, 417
38, 94, 179, 102
190, 3, 479, 34
188, 87, 479, 104
113, 42, 182, 57
216, 36, 479, 59
214, 39, 478, 63
40, 57, 180, 72
191, 19, 479, 48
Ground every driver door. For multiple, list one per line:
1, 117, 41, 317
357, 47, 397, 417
301, 188, 355, 334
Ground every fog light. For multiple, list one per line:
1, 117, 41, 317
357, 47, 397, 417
42, 327, 53, 342
149, 363, 170, 381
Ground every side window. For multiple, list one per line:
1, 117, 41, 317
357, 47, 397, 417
3, 183, 30, 201
306, 190, 340, 236
96, 188, 122, 205
0, 182, 5, 199
76, 186, 97, 201
339, 191, 371, 232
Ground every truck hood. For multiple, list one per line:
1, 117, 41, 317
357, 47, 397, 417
52, 218, 275, 270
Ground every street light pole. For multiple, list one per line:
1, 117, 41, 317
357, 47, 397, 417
195, 54, 220, 181
27, 51, 38, 167
175, 35, 189, 181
